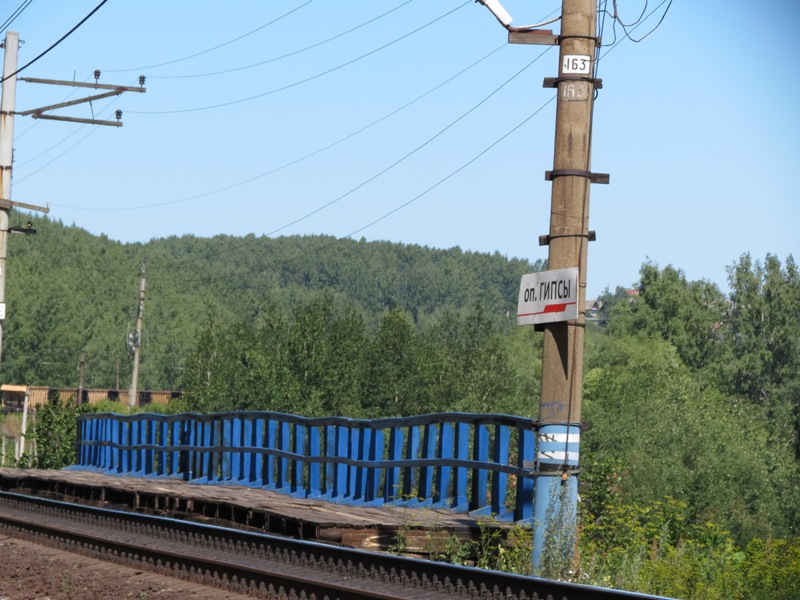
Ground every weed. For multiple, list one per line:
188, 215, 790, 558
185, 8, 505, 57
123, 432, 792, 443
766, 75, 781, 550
59, 570, 72, 593
537, 479, 578, 580
388, 517, 412, 555
472, 517, 533, 575
428, 530, 473, 566
388, 489, 420, 555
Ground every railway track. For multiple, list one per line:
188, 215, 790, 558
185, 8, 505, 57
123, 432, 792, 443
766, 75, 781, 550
0, 491, 667, 600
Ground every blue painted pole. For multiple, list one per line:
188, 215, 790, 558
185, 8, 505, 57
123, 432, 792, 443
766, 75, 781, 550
532, 423, 581, 570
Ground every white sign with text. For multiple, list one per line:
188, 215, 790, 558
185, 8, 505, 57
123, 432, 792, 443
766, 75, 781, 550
516, 268, 578, 326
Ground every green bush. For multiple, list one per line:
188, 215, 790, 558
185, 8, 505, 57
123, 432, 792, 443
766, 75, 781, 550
576, 494, 800, 599
26, 394, 94, 469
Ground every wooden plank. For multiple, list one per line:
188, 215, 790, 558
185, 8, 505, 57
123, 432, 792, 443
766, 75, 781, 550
0, 468, 484, 533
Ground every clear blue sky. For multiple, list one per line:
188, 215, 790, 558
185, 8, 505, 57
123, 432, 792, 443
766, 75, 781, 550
6, 1, 799, 299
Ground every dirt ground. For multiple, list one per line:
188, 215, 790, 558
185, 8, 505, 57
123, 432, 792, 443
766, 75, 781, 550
0, 535, 247, 600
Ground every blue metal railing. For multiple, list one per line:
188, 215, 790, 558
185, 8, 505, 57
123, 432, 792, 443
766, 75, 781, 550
73, 411, 573, 522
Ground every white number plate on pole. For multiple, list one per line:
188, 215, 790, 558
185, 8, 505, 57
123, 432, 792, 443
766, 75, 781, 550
516, 268, 579, 326
562, 54, 592, 75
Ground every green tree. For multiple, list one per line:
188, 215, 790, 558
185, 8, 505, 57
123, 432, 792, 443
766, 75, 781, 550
286, 293, 367, 416
583, 334, 789, 542
717, 254, 800, 421
712, 254, 800, 532
362, 309, 421, 417
418, 304, 516, 414
606, 262, 726, 370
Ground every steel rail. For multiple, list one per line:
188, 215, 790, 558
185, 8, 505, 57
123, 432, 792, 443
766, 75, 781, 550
0, 491, 669, 600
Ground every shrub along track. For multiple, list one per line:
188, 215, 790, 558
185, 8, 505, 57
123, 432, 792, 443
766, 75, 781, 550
0, 491, 665, 600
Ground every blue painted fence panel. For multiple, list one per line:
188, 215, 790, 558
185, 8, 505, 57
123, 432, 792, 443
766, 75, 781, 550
73, 411, 578, 522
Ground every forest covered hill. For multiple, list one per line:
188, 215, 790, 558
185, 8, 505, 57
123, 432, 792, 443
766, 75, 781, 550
3, 213, 541, 391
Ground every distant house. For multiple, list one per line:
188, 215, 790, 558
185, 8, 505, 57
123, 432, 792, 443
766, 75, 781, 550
585, 299, 602, 320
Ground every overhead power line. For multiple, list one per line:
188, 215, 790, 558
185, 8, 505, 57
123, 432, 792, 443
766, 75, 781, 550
48, 45, 507, 211
0, 0, 109, 83
104, 0, 316, 73
0, 0, 34, 34
260, 47, 552, 240
149, 1, 415, 80
333, 100, 555, 246
129, 1, 472, 115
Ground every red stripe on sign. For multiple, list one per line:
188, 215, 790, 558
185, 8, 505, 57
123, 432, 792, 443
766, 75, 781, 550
543, 303, 569, 313
517, 301, 577, 318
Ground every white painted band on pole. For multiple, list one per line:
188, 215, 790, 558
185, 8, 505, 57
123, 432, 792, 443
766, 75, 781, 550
537, 451, 580, 462
537, 433, 580, 444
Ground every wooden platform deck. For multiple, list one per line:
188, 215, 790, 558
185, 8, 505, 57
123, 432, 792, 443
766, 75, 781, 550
0, 468, 487, 556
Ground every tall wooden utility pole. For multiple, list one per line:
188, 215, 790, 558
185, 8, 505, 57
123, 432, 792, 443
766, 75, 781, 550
128, 265, 146, 407
532, 0, 605, 568
480, 0, 607, 568
539, 0, 600, 424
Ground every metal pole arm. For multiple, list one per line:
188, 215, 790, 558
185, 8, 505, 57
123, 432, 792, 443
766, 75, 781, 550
16, 88, 124, 117
19, 77, 145, 93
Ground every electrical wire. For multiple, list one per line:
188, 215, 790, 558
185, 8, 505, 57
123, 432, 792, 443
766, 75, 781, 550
0, 0, 109, 83
625, 0, 672, 42
149, 1, 414, 80
49, 44, 507, 211
14, 123, 102, 185
129, 1, 471, 115
25, 4, 577, 291
611, 0, 673, 44
612, 0, 648, 27
259, 47, 551, 240
332, 100, 555, 246
0, 0, 34, 34
597, 0, 673, 61
103, 1, 316, 73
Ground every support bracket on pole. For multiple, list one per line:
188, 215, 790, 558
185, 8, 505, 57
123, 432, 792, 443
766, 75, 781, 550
543, 77, 603, 89
0, 198, 49, 213
557, 34, 602, 47
508, 29, 559, 45
539, 231, 596, 247
545, 169, 609, 184
509, 33, 602, 47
